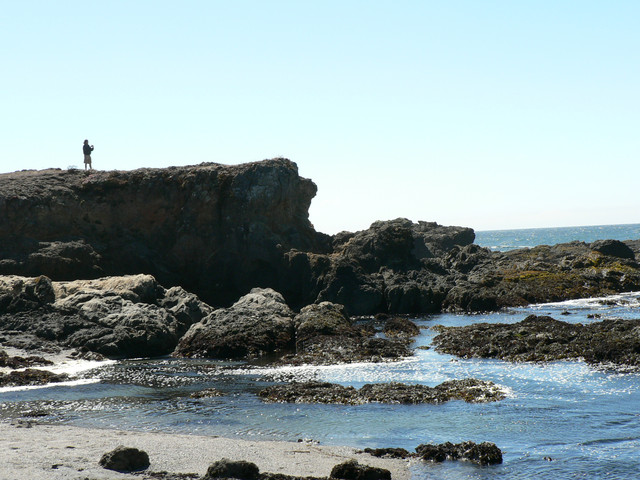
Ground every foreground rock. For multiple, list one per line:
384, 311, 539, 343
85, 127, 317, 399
330, 459, 391, 480
432, 314, 640, 367
204, 458, 260, 480
202, 458, 391, 480
0, 274, 211, 358
99, 445, 150, 472
258, 379, 505, 405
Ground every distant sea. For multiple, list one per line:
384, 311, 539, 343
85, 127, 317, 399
475, 223, 640, 252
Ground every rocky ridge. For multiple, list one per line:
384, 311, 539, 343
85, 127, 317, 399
3, 160, 639, 317
432, 314, 640, 367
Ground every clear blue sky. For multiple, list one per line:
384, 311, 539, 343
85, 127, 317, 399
2, 1, 638, 234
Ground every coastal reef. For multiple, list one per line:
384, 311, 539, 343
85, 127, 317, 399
3, 159, 639, 317
257, 379, 506, 405
432, 314, 640, 367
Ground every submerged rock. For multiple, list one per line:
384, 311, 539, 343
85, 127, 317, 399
258, 379, 505, 405
432, 314, 640, 367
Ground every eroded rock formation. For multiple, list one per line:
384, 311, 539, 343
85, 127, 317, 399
1, 159, 639, 316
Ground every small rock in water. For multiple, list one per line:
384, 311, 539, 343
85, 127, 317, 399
416, 441, 502, 465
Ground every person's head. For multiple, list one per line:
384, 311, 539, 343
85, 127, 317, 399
84, 139, 89, 144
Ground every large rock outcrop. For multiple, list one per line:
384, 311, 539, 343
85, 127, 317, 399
2, 159, 639, 315
0, 274, 211, 358
432, 314, 640, 367
0, 159, 327, 307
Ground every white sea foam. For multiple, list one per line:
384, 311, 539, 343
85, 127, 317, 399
530, 291, 640, 310
47, 358, 116, 376
0, 377, 101, 393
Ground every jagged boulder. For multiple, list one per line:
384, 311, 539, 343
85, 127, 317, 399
0, 160, 328, 308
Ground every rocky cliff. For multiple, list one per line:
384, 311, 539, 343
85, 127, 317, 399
1, 159, 640, 316
0, 159, 328, 307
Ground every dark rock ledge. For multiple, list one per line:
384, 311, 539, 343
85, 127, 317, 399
257, 379, 505, 405
364, 440, 503, 466
432, 314, 640, 368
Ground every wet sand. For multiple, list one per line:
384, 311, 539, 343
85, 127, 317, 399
0, 421, 411, 480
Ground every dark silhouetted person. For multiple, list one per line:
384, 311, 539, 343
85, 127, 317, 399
83, 140, 94, 170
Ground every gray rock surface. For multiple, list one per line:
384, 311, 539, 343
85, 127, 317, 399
174, 288, 295, 359
0, 274, 211, 358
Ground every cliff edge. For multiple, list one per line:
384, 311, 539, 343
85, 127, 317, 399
0, 159, 327, 307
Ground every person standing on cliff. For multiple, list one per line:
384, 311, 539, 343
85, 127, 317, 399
83, 140, 94, 170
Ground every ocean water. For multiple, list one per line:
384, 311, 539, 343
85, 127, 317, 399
475, 223, 640, 251
2, 224, 640, 479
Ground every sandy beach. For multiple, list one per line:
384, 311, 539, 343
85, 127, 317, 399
0, 421, 411, 480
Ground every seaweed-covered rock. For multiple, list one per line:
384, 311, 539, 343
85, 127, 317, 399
204, 459, 261, 480
330, 459, 391, 480
416, 441, 502, 465
382, 317, 420, 337
362, 448, 412, 459
433, 314, 640, 367
0, 350, 53, 368
258, 379, 505, 405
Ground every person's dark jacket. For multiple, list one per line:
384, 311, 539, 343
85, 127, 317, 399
83, 144, 94, 155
